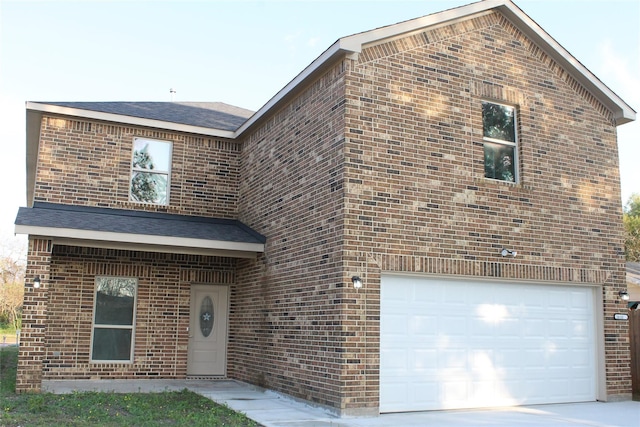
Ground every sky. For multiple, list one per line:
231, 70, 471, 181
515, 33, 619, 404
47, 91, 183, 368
0, 0, 638, 256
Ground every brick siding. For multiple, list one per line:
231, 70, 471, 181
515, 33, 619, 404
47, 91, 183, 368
16, 238, 52, 392
341, 11, 628, 405
34, 118, 241, 218
232, 10, 628, 413
18, 7, 630, 413
233, 60, 349, 410
38, 245, 235, 382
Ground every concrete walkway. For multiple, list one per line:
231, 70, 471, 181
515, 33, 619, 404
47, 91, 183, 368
43, 379, 640, 427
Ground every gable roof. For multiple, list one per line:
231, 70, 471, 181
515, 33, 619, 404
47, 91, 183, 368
237, 0, 635, 134
15, 202, 265, 258
23, 0, 636, 206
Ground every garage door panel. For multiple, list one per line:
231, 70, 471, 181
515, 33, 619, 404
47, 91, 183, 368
440, 316, 467, 336
381, 348, 407, 370
380, 382, 408, 408
380, 276, 597, 412
411, 315, 437, 336
383, 313, 408, 335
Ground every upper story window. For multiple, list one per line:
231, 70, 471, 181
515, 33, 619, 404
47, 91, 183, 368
482, 101, 518, 183
130, 138, 172, 205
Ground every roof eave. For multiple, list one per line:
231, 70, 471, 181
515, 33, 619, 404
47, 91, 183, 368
493, 1, 636, 125
236, 0, 635, 136
235, 39, 360, 136
26, 102, 237, 138
15, 224, 265, 259
26, 108, 41, 207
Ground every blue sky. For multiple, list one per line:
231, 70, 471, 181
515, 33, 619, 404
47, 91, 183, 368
1, 0, 638, 252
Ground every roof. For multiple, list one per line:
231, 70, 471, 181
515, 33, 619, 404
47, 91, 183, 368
238, 0, 635, 134
28, 101, 253, 134
23, 0, 636, 205
43, 101, 253, 131
15, 203, 265, 259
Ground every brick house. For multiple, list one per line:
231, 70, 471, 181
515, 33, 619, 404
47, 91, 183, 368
14, 0, 636, 416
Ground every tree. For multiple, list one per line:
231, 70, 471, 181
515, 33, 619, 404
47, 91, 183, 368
131, 144, 159, 203
624, 193, 640, 262
0, 254, 25, 330
131, 143, 169, 204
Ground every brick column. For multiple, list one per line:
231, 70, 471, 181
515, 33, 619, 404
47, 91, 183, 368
16, 238, 52, 393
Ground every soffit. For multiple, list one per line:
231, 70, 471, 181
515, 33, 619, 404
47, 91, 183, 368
14, 203, 265, 259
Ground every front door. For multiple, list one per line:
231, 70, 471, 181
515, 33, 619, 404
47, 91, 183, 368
187, 285, 229, 376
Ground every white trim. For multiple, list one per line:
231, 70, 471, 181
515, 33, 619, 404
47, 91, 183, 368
26, 102, 237, 138
130, 137, 172, 205
90, 276, 138, 364
15, 225, 265, 256
235, 40, 354, 135
25, 0, 635, 149
236, 0, 634, 134
380, 273, 601, 411
482, 100, 519, 183
52, 237, 260, 259
492, 0, 634, 125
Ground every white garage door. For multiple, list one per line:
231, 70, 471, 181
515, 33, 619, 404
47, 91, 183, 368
380, 275, 597, 413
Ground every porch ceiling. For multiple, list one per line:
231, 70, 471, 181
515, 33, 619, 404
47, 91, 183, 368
14, 203, 265, 259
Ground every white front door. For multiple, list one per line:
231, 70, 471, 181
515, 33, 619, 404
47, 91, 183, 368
187, 285, 229, 376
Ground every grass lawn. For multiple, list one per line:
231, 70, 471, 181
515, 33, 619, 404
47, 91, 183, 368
0, 346, 261, 426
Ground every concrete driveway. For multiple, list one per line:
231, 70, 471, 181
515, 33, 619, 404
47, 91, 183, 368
43, 379, 640, 427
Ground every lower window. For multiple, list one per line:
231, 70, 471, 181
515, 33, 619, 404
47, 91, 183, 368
91, 277, 137, 362
484, 141, 516, 182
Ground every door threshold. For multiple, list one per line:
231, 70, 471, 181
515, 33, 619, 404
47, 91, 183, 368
186, 375, 227, 380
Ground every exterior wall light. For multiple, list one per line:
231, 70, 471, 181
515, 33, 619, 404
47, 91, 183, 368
500, 248, 517, 258
352, 276, 363, 289
619, 291, 630, 301
33, 276, 41, 288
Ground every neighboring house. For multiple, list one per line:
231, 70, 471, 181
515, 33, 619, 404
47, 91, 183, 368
14, 0, 636, 416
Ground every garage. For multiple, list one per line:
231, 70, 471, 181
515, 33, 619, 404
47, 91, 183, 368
380, 275, 598, 412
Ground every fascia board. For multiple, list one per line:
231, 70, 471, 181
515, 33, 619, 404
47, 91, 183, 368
51, 237, 259, 259
235, 40, 354, 136
26, 108, 42, 207
235, 1, 503, 138
494, 1, 635, 125
26, 102, 237, 138
339, 1, 499, 50
237, 0, 634, 133
15, 224, 265, 256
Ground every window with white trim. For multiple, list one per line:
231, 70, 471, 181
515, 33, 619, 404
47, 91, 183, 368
482, 101, 518, 182
91, 277, 137, 362
130, 137, 172, 205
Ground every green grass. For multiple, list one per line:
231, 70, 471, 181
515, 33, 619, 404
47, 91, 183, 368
0, 346, 261, 426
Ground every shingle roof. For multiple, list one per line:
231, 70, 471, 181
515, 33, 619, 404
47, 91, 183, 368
15, 202, 265, 245
40, 102, 254, 132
